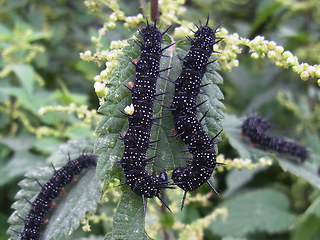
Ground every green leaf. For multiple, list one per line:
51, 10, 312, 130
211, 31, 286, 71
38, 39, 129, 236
46, 137, 96, 165
0, 150, 46, 186
12, 64, 36, 95
104, 188, 152, 240
224, 167, 268, 197
210, 189, 295, 237
278, 158, 320, 189
32, 137, 62, 154
249, 1, 282, 36
66, 123, 93, 139
222, 238, 247, 240
42, 168, 100, 240
292, 215, 320, 240
292, 196, 320, 240
0, 0, 28, 12
78, 236, 104, 240
0, 135, 36, 151
0, 23, 11, 36
7, 138, 99, 240
0, 87, 64, 124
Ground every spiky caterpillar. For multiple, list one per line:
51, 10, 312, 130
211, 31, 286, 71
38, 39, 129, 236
119, 22, 171, 212
242, 115, 308, 161
170, 19, 221, 209
16, 154, 98, 240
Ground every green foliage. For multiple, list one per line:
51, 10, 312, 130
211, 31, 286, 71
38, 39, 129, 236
0, 0, 99, 138
292, 195, 320, 240
105, 189, 151, 240
210, 189, 296, 237
2, 0, 320, 240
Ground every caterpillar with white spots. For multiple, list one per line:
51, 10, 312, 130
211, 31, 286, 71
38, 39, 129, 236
14, 154, 97, 240
170, 18, 222, 209
119, 22, 171, 212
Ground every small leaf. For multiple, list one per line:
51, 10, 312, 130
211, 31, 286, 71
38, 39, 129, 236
249, 1, 282, 36
224, 167, 268, 197
32, 137, 62, 154
210, 189, 295, 237
292, 215, 320, 240
292, 196, 320, 240
12, 64, 35, 95
0, 150, 46, 186
279, 158, 320, 189
46, 137, 95, 165
66, 123, 93, 139
1, 135, 36, 151
104, 188, 152, 240
78, 236, 104, 240
0, 87, 61, 120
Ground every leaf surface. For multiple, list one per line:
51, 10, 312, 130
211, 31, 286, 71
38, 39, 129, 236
210, 189, 295, 237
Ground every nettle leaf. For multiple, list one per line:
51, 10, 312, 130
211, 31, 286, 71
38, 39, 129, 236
0, 135, 46, 187
210, 189, 295, 237
94, 40, 136, 185
8, 138, 100, 240
78, 236, 104, 240
105, 188, 152, 240
47, 137, 96, 165
12, 64, 36, 95
292, 195, 320, 240
279, 159, 320, 188
224, 167, 268, 197
223, 113, 320, 188
94, 32, 224, 238
0, 150, 46, 186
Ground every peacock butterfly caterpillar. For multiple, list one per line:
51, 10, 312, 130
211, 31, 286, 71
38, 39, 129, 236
169, 18, 222, 209
242, 115, 309, 162
119, 22, 172, 212
13, 154, 98, 240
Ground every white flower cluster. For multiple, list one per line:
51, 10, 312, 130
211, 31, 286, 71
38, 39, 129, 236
215, 29, 320, 85
216, 154, 273, 171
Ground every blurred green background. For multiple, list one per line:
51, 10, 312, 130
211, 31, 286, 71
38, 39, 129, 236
1, 0, 320, 239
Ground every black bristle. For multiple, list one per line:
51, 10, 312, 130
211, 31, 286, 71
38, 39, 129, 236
169, 20, 222, 208
119, 23, 170, 211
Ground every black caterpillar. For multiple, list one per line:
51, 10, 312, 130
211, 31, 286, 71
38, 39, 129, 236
170, 18, 222, 209
15, 154, 98, 240
242, 115, 308, 161
119, 22, 171, 212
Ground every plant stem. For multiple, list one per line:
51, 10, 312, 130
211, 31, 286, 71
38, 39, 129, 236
139, 0, 147, 16
151, 0, 159, 23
